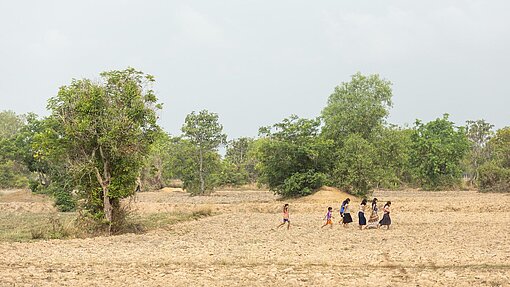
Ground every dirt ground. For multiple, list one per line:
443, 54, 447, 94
1, 188, 510, 286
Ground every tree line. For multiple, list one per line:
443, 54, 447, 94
1, 69, 508, 228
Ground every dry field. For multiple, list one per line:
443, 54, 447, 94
1, 188, 510, 286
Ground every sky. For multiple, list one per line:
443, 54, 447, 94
0, 0, 509, 139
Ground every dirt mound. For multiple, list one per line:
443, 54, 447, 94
298, 186, 357, 203
159, 187, 185, 193
0, 190, 55, 213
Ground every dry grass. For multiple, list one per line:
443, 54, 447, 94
0, 189, 50, 203
0, 212, 75, 242
1, 188, 510, 286
0, 189, 214, 242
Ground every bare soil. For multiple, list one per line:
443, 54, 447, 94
1, 188, 509, 286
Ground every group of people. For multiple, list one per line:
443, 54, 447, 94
277, 198, 392, 230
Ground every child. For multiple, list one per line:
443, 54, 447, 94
358, 199, 367, 230
339, 198, 349, 222
366, 198, 379, 229
321, 207, 334, 228
277, 204, 290, 230
341, 198, 353, 227
371, 198, 378, 216
378, 201, 392, 230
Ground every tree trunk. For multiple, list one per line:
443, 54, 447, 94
156, 157, 163, 189
103, 186, 113, 222
199, 148, 205, 194
96, 146, 113, 226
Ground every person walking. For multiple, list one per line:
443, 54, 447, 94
358, 199, 367, 230
341, 198, 353, 227
378, 201, 392, 230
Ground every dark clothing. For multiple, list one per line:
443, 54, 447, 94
342, 213, 353, 223
358, 211, 366, 225
379, 213, 391, 225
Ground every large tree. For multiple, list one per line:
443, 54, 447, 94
321, 72, 393, 142
44, 68, 161, 226
181, 110, 226, 194
320, 73, 394, 195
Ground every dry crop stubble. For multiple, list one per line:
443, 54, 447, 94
0, 188, 509, 286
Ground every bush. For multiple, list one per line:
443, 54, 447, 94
215, 161, 249, 187
478, 161, 510, 192
0, 160, 30, 188
30, 215, 71, 240
53, 190, 77, 212
32, 181, 77, 212
278, 171, 327, 197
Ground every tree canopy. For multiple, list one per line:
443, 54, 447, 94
181, 110, 227, 194
42, 68, 161, 227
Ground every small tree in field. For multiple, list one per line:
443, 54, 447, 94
181, 110, 226, 194
45, 68, 161, 228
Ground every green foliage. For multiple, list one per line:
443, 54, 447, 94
182, 110, 227, 151
280, 170, 327, 197
255, 115, 333, 197
0, 111, 31, 188
140, 131, 178, 191
478, 161, 510, 192
320, 73, 397, 195
44, 183, 77, 212
478, 127, 510, 192
489, 127, 510, 168
181, 148, 222, 194
0, 160, 30, 188
0, 110, 25, 139
222, 137, 257, 185
42, 67, 161, 225
321, 72, 393, 141
373, 126, 413, 188
149, 136, 215, 193
333, 134, 378, 196
214, 160, 248, 187
464, 119, 494, 185
410, 114, 470, 190
181, 110, 226, 194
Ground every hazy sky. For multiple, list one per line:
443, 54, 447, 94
1, 1, 509, 139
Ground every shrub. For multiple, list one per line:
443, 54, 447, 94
53, 190, 77, 212
478, 161, 510, 192
279, 171, 327, 197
